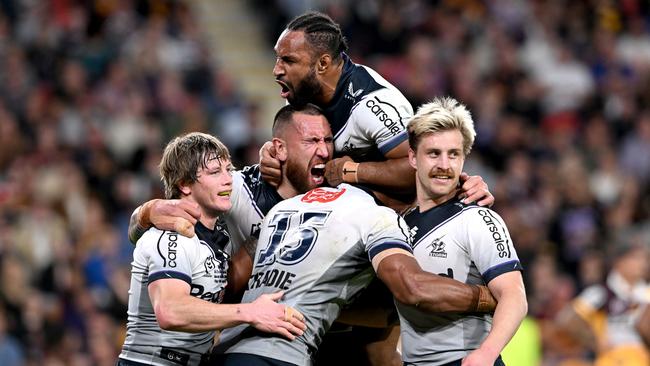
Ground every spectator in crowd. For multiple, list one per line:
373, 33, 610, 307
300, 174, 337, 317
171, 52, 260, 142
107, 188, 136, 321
556, 240, 649, 365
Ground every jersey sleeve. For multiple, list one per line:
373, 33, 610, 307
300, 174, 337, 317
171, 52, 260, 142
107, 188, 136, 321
464, 207, 523, 284
140, 230, 199, 285
224, 169, 265, 252
351, 88, 412, 156
364, 206, 413, 264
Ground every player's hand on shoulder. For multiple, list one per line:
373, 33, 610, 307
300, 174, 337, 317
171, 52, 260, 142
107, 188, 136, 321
325, 156, 354, 187
458, 172, 494, 207
248, 291, 306, 340
259, 141, 282, 188
461, 347, 498, 366
149, 199, 200, 238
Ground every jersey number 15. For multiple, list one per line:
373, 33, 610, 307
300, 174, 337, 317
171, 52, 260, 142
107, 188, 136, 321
256, 210, 331, 267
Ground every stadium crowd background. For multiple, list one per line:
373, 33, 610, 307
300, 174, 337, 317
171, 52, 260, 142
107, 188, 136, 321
0, 0, 648, 365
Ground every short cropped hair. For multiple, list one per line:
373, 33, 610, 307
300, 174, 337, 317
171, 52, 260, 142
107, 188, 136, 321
272, 103, 325, 137
159, 132, 230, 199
287, 11, 349, 62
408, 97, 476, 156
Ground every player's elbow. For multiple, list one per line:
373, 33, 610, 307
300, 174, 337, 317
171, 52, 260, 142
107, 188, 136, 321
514, 285, 528, 317
514, 296, 529, 322
154, 302, 187, 331
379, 258, 427, 306
521, 296, 529, 316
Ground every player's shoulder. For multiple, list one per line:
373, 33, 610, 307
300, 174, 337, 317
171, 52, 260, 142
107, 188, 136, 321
404, 198, 476, 223
359, 66, 411, 102
289, 184, 386, 211
235, 164, 261, 186
234, 164, 283, 214
137, 227, 165, 245
460, 204, 506, 224
346, 61, 411, 112
139, 227, 197, 248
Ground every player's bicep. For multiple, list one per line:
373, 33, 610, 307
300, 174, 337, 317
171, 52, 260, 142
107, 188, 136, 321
371, 247, 414, 272
383, 139, 409, 159
486, 270, 525, 301
365, 211, 412, 266
374, 251, 422, 304
148, 232, 196, 279
148, 278, 191, 310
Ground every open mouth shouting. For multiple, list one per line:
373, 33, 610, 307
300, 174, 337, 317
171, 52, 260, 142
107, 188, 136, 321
276, 79, 291, 99
310, 163, 326, 186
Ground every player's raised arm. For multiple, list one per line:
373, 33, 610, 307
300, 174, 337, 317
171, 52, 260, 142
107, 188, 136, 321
458, 172, 494, 207
325, 141, 415, 193
259, 141, 282, 188
128, 199, 200, 243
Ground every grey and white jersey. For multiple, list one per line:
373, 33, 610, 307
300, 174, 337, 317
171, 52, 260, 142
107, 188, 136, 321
401, 197, 523, 365
120, 222, 230, 366
216, 184, 412, 366
325, 53, 413, 163
225, 165, 284, 251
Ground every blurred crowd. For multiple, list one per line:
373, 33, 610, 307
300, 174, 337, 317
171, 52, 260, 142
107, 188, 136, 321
0, 1, 261, 365
0, 0, 649, 365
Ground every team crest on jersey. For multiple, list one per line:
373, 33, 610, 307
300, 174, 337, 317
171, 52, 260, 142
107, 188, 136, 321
301, 188, 346, 203
346, 82, 364, 101
427, 236, 447, 258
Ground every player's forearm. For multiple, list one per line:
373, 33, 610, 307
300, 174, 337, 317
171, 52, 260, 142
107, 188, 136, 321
406, 272, 496, 313
378, 255, 496, 313
357, 158, 415, 193
477, 291, 528, 359
154, 295, 251, 332
128, 205, 150, 244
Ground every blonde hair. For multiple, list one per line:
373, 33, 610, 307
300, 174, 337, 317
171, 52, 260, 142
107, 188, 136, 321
408, 96, 476, 156
159, 132, 230, 199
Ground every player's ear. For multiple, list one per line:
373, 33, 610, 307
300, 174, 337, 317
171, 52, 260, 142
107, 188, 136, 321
178, 182, 191, 196
273, 137, 288, 162
317, 54, 331, 74
408, 148, 417, 170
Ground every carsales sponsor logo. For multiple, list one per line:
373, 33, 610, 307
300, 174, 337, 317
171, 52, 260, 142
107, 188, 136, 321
365, 97, 402, 136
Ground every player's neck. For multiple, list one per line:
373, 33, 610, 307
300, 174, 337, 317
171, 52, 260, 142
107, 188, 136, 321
416, 187, 457, 212
277, 180, 299, 200
183, 196, 218, 230
198, 214, 217, 231
319, 62, 344, 105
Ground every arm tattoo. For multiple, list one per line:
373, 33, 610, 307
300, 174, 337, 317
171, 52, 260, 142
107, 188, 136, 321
128, 212, 148, 245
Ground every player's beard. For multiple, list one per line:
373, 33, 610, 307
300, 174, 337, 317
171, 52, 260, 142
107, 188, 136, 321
285, 157, 315, 194
288, 67, 322, 108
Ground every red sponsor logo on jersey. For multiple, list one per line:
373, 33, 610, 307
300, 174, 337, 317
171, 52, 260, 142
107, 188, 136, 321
301, 188, 346, 203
